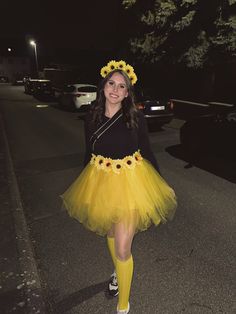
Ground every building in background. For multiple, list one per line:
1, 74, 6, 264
0, 55, 30, 83
0, 37, 31, 83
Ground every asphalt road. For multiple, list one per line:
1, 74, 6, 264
0, 84, 235, 314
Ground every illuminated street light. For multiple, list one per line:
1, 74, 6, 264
30, 40, 39, 77
8, 48, 12, 52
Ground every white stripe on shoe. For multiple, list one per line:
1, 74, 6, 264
108, 271, 119, 297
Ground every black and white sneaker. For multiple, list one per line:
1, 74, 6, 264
108, 271, 119, 297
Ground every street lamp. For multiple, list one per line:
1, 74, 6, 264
30, 40, 38, 77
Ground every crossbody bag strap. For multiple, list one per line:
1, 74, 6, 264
90, 112, 123, 151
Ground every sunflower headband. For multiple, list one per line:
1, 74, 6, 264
100, 60, 138, 85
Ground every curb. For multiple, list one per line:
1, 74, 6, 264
1, 115, 46, 314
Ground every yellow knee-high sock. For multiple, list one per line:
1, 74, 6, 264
107, 236, 117, 268
116, 255, 133, 311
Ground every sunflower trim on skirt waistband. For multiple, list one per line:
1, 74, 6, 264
90, 150, 143, 174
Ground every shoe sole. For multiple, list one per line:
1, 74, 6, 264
109, 291, 119, 297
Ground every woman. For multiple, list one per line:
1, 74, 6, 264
61, 60, 177, 314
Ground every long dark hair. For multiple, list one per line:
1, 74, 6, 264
91, 69, 138, 128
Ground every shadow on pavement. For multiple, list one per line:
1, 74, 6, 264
33, 94, 56, 103
166, 144, 236, 183
148, 124, 163, 132
51, 280, 107, 313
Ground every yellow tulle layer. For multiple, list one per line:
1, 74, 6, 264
61, 154, 177, 236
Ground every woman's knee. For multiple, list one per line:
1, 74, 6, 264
114, 222, 135, 260
115, 246, 131, 261
115, 238, 132, 260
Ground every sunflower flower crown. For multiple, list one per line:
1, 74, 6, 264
100, 60, 138, 85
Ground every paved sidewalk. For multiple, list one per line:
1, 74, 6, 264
0, 115, 45, 314
0, 117, 26, 313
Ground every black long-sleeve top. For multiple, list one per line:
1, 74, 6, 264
84, 110, 160, 173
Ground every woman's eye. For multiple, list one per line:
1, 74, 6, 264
120, 85, 125, 89
108, 81, 114, 86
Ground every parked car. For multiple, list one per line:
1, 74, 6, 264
33, 79, 54, 97
134, 87, 174, 127
0, 76, 9, 83
24, 78, 53, 96
23, 76, 30, 83
56, 84, 97, 110
180, 108, 236, 159
12, 78, 24, 85
24, 78, 39, 94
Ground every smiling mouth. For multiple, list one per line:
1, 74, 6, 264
110, 93, 119, 98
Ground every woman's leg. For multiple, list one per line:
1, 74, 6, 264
114, 222, 135, 311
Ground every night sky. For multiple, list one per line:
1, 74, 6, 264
1, 1, 236, 100
1, 0, 136, 63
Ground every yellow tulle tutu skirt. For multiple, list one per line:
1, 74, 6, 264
61, 151, 177, 236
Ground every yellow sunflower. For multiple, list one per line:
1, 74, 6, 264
107, 60, 118, 72
100, 66, 110, 78
133, 151, 143, 164
123, 156, 136, 170
94, 155, 105, 170
90, 154, 96, 165
124, 64, 134, 76
129, 72, 138, 85
111, 160, 123, 174
103, 158, 113, 173
117, 60, 126, 70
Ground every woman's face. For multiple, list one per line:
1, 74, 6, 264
104, 72, 128, 107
